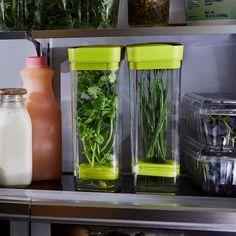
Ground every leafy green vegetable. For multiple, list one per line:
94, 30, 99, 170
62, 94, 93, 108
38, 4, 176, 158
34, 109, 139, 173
139, 69, 174, 163
77, 71, 118, 169
75, 0, 119, 28
1, 0, 119, 30
2, 0, 39, 31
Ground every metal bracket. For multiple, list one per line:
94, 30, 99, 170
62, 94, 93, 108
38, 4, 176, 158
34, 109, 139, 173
25, 32, 51, 67
26, 32, 42, 56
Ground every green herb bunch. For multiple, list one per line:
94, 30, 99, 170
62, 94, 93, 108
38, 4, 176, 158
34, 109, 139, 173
1, 0, 119, 30
77, 71, 118, 168
139, 69, 173, 162
36, 0, 73, 30
2, 0, 72, 30
2, 0, 39, 31
74, 0, 119, 29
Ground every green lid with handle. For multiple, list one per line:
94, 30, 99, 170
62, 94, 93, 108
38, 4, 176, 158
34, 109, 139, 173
68, 46, 122, 71
126, 43, 184, 70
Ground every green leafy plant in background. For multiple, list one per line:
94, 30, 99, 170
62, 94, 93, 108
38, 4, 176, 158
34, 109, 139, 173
74, 0, 119, 28
1, 0, 119, 30
139, 69, 173, 163
3, 0, 38, 30
2, 0, 72, 30
37, 0, 73, 29
76, 71, 118, 187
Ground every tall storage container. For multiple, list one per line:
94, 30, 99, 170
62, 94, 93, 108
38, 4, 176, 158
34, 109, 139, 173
68, 46, 122, 192
127, 43, 184, 192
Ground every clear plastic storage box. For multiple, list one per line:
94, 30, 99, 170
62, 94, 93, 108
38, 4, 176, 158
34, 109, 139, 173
127, 43, 184, 192
182, 93, 236, 150
0, 0, 119, 31
182, 136, 236, 196
68, 46, 122, 192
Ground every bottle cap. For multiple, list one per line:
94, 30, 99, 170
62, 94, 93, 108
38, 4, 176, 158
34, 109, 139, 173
26, 56, 48, 68
0, 88, 27, 95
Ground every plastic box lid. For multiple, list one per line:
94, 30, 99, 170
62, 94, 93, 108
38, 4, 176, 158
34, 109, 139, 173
68, 46, 122, 71
182, 136, 236, 159
183, 93, 236, 115
126, 43, 184, 70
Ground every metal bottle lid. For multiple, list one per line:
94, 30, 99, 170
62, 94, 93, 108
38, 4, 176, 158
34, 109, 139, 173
0, 88, 27, 95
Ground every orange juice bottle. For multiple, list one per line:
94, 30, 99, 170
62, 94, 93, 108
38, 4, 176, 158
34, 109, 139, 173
21, 56, 62, 181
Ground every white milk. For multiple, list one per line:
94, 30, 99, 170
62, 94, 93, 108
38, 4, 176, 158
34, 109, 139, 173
0, 106, 32, 186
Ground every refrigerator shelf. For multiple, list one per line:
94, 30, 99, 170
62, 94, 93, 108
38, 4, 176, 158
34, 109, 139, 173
0, 175, 236, 232
3, 25, 236, 41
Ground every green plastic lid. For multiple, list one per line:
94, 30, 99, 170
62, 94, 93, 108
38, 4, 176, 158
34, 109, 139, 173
126, 43, 184, 70
68, 46, 122, 71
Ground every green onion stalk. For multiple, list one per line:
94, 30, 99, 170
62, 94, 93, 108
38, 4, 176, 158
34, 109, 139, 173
139, 69, 174, 163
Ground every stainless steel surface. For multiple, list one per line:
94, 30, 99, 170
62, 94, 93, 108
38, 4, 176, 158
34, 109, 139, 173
0, 188, 236, 231
10, 221, 30, 236
3, 25, 236, 41
31, 26, 236, 39
0, 189, 30, 221
26, 190, 236, 231
0, 31, 27, 40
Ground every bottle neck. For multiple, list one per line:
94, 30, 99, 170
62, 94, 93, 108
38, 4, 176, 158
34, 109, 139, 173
1, 95, 25, 108
2, 95, 24, 102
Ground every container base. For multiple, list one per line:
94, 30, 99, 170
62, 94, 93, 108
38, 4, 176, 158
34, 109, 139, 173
134, 175, 179, 194
74, 177, 120, 193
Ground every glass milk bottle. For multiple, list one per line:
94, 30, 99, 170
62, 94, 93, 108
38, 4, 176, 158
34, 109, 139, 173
68, 46, 122, 192
126, 43, 184, 192
21, 56, 62, 181
0, 88, 32, 186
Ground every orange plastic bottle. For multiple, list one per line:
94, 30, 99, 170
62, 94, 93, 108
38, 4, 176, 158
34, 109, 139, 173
21, 56, 62, 181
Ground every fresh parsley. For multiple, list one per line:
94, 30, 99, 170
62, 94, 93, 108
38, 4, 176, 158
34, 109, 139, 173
77, 71, 118, 168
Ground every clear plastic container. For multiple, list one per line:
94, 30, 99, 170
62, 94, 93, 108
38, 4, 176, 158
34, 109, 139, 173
0, 0, 119, 31
0, 0, 67, 30
185, 0, 236, 25
182, 136, 236, 196
0, 88, 32, 187
126, 43, 184, 192
0, 0, 41, 31
68, 46, 122, 192
182, 93, 236, 150
76, 0, 120, 28
128, 0, 169, 27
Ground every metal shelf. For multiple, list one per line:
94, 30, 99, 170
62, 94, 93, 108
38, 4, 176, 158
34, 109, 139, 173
2, 25, 236, 41
0, 189, 30, 221
0, 31, 28, 40
30, 190, 236, 232
31, 25, 236, 39
0, 188, 236, 232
